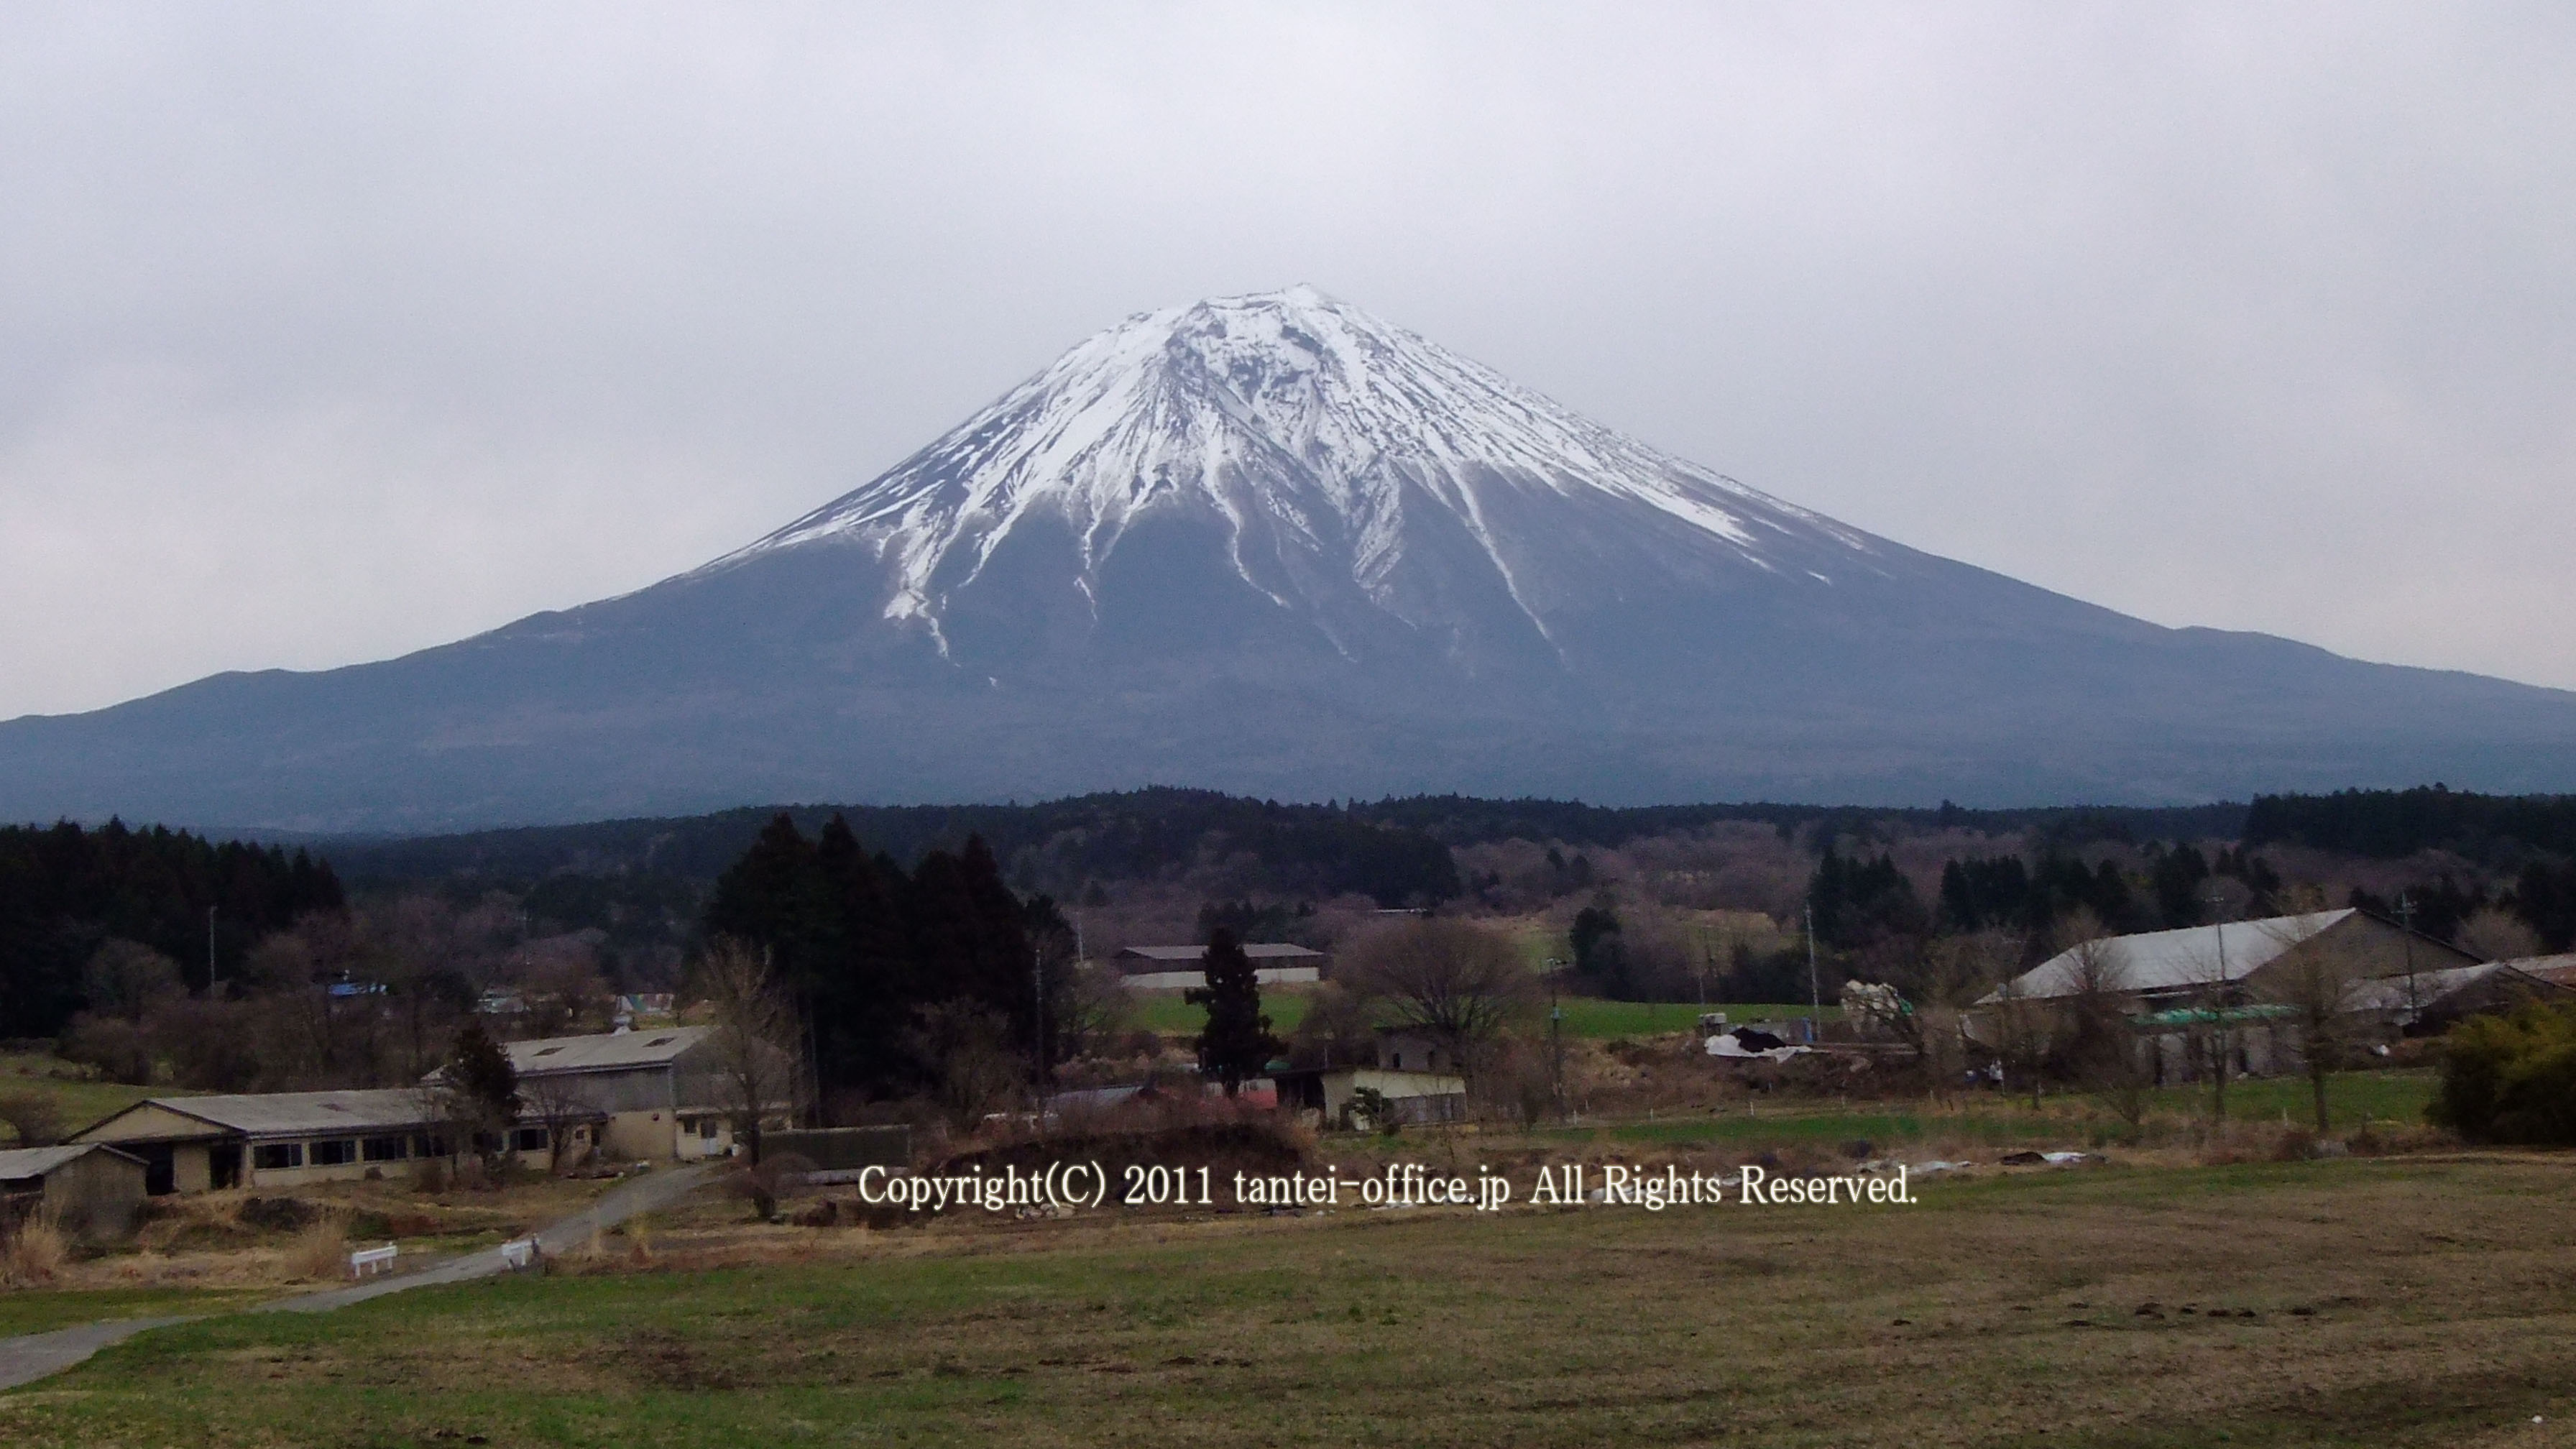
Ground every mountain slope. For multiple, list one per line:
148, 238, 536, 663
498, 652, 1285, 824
6, 286, 2576, 830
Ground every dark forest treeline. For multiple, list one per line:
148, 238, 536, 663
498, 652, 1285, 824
0, 820, 344, 1039
699, 814, 1078, 1105
1360, 796, 2249, 851
2245, 786, 2576, 862
323, 788, 1463, 906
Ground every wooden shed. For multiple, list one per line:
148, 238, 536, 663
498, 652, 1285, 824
0, 1142, 149, 1241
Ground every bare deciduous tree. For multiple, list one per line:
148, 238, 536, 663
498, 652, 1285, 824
518, 1071, 603, 1174
906, 999, 1025, 1129
2059, 932, 2150, 1129
2455, 907, 2542, 965
693, 938, 805, 1165
2257, 914, 2368, 1133
1983, 972, 2054, 1110
1338, 918, 1540, 1077
1055, 958, 1133, 1062
1896, 929, 2020, 1098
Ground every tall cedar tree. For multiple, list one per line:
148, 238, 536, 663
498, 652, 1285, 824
1188, 927, 1280, 1095
443, 1018, 520, 1167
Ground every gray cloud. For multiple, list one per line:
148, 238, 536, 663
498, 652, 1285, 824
4, 1, 2572, 717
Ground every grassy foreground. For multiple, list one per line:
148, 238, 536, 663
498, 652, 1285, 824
4, 1154, 2570, 1448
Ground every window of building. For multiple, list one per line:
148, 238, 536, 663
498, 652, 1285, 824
362, 1136, 408, 1162
412, 1133, 451, 1159
512, 1127, 548, 1152
696, 1118, 720, 1140
253, 1142, 304, 1171
310, 1139, 356, 1167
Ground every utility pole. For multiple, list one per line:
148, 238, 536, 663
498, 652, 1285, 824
206, 905, 218, 995
1805, 904, 1822, 1041
2204, 893, 2232, 1122
2396, 892, 2419, 1023
1545, 957, 1567, 1117
1032, 942, 1049, 1088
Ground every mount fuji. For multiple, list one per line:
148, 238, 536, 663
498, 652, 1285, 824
8, 285, 2576, 831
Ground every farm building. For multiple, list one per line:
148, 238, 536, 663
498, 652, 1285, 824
1274, 1029, 1467, 1128
1114, 943, 1328, 990
65, 1029, 791, 1195
69, 1090, 467, 1194
0, 1143, 147, 1240
494, 1026, 793, 1162
1972, 909, 2484, 1081
2348, 960, 2572, 1034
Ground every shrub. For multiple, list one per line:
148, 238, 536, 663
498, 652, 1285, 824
0, 1090, 65, 1147
2427, 1003, 2576, 1146
282, 1213, 350, 1281
0, 1212, 69, 1287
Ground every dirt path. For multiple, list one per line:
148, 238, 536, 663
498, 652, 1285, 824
0, 1162, 718, 1391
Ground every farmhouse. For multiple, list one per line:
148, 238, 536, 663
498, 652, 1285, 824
1114, 943, 1328, 990
495, 1026, 791, 1162
0, 1142, 147, 1240
1274, 1029, 1468, 1128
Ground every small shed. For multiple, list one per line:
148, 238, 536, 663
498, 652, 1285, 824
0, 1143, 148, 1241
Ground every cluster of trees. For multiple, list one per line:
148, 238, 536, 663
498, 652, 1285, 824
0, 821, 344, 1040
49, 892, 625, 1096
698, 814, 1094, 1113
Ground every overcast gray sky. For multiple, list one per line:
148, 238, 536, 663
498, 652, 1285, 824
4, 1, 2572, 718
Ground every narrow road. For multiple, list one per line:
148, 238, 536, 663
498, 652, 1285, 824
0, 1162, 718, 1390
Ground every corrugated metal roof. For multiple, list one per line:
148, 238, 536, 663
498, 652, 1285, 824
1116, 944, 1325, 963
502, 1026, 711, 1075
2348, 960, 2572, 1014
0, 1143, 139, 1179
2501, 952, 2576, 986
107, 1089, 438, 1138
1988, 910, 2356, 1001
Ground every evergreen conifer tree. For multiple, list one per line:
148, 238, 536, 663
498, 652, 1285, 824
443, 1018, 520, 1171
1188, 927, 1279, 1095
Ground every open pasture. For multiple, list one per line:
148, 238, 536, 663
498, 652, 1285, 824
3, 1153, 2567, 1448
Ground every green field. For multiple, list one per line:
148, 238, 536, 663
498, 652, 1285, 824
1126, 993, 1836, 1040
1552, 1070, 2440, 1151
0, 1287, 269, 1339
3, 1154, 2568, 1447
0, 1054, 189, 1144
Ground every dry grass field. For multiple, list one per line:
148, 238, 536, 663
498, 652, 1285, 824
1, 1152, 2568, 1448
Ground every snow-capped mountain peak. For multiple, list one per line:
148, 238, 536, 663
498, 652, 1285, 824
714, 287, 1884, 646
